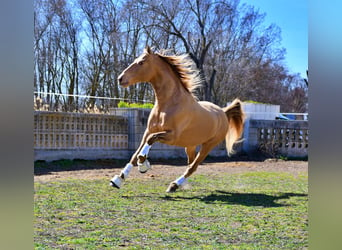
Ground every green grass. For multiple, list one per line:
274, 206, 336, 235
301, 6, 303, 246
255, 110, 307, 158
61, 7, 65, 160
34, 171, 307, 249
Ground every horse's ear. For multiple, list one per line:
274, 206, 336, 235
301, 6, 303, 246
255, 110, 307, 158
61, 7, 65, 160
145, 45, 152, 54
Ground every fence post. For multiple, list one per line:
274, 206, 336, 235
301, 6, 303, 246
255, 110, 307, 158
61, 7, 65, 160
110, 108, 150, 153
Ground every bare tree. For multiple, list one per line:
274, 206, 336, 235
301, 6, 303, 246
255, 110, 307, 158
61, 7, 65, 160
139, 0, 228, 101
34, 0, 81, 111
55, 0, 80, 111
34, 0, 307, 112
134, 0, 287, 105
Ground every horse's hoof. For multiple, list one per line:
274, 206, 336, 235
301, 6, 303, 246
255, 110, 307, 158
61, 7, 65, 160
110, 181, 120, 189
166, 183, 179, 193
110, 175, 123, 189
138, 159, 151, 173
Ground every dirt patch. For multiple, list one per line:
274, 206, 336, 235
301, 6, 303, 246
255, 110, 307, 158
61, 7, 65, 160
34, 158, 307, 183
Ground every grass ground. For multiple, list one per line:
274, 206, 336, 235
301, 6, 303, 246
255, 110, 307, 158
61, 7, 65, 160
34, 161, 308, 249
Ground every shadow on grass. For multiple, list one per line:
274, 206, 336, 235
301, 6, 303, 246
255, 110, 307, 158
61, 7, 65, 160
162, 190, 307, 207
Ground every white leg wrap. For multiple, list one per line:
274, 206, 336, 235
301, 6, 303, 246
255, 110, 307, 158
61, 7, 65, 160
138, 143, 152, 157
138, 159, 151, 173
175, 176, 187, 186
110, 175, 123, 188
121, 163, 133, 179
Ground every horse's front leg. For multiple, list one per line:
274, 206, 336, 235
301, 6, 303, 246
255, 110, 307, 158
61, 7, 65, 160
137, 131, 170, 162
110, 130, 173, 189
110, 130, 150, 188
136, 131, 174, 173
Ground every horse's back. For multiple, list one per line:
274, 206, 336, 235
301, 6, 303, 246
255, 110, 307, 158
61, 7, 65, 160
197, 101, 228, 128
197, 101, 223, 114
172, 101, 228, 146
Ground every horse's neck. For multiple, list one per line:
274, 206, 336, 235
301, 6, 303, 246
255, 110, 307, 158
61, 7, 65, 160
151, 73, 190, 109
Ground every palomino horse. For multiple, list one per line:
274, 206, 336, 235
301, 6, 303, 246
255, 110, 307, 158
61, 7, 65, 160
110, 46, 244, 192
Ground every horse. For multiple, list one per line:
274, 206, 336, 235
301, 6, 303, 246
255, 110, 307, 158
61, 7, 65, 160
110, 46, 245, 192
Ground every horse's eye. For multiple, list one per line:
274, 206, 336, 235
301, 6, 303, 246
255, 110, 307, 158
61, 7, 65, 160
138, 61, 143, 65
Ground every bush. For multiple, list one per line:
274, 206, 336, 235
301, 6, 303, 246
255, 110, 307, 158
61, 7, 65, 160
244, 100, 271, 105
117, 101, 154, 109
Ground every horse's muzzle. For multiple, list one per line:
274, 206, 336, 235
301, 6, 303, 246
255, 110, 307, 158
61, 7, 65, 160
118, 75, 129, 87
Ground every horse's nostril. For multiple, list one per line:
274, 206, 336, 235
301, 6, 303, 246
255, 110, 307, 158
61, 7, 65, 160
118, 76, 123, 84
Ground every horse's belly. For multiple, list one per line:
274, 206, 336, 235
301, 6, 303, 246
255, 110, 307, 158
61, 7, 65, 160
173, 134, 209, 147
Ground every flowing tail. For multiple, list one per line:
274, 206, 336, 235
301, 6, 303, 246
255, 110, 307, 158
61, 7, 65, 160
222, 99, 245, 156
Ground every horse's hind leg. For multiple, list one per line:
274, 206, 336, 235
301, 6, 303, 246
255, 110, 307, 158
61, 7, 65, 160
166, 142, 217, 193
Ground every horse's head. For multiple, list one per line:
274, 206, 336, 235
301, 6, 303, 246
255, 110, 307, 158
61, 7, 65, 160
118, 46, 157, 87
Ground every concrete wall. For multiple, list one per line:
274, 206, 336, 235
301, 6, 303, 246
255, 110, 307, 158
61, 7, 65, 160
242, 102, 280, 120
34, 111, 129, 161
246, 119, 308, 158
34, 107, 308, 161
234, 102, 308, 158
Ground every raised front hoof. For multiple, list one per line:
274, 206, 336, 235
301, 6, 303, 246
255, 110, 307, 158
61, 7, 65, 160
110, 175, 123, 189
139, 169, 148, 174
166, 183, 179, 193
138, 159, 151, 173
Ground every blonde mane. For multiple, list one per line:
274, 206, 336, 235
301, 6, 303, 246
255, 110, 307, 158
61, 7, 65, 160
156, 51, 202, 97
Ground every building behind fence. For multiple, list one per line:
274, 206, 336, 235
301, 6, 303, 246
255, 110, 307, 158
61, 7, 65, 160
34, 104, 308, 161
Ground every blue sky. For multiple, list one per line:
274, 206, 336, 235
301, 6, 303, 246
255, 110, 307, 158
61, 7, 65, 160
242, 0, 308, 79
